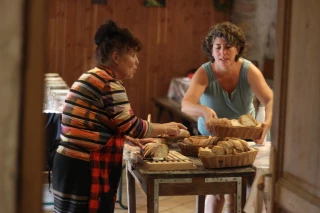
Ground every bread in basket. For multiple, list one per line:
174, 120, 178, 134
206, 114, 263, 140
178, 136, 217, 157
198, 138, 258, 168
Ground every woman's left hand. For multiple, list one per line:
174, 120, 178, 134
255, 122, 271, 144
125, 136, 144, 148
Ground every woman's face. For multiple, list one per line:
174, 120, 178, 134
115, 49, 139, 80
212, 37, 238, 67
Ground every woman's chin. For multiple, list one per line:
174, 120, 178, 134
126, 74, 134, 80
219, 61, 232, 68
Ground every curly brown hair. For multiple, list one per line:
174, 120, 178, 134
94, 20, 142, 65
202, 22, 247, 62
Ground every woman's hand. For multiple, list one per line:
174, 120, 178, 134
205, 117, 219, 135
203, 107, 217, 121
125, 135, 166, 148
125, 136, 144, 148
163, 122, 187, 136
255, 121, 271, 144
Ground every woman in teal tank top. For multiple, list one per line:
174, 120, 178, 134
181, 22, 273, 213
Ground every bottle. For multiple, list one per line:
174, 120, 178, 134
256, 104, 267, 145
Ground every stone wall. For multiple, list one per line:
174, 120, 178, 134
232, 0, 277, 70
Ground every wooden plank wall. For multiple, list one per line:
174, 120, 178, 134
47, 0, 229, 120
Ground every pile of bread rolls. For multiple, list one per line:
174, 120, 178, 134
206, 114, 263, 139
207, 114, 261, 128
198, 138, 251, 157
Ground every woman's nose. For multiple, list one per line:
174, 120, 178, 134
135, 57, 139, 65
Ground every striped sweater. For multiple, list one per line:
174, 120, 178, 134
59, 66, 150, 154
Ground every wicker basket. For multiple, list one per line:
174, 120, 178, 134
208, 125, 263, 140
199, 148, 258, 168
178, 142, 213, 157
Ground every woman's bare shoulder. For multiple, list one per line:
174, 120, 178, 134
192, 66, 209, 85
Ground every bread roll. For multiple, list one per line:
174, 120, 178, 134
217, 141, 233, 155
231, 119, 244, 127
225, 141, 236, 154
211, 146, 226, 155
143, 143, 169, 158
232, 148, 241, 155
143, 143, 157, 157
238, 139, 250, 152
157, 129, 190, 139
198, 136, 212, 146
183, 136, 211, 145
183, 138, 193, 145
239, 114, 258, 127
207, 136, 219, 145
228, 139, 244, 152
153, 143, 169, 158
197, 139, 252, 157
198, 147, 216, 157
216, 137, 230, 142
220, 118, 232, 126
179, 129, 191, 138
206, 118, 219, 127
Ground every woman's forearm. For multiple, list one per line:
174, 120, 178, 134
149, 123, 167, 137
181, 101, 216, 120
264, 99, 273, 125
181, 102, 204, 117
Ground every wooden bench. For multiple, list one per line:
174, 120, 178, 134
152, 97, 199, 135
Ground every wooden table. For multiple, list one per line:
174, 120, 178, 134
125, 153, 256, 213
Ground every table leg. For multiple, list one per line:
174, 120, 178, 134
241, 176, 248, 213
147, 178, 156, 213
126, 163, 136, 213
205, 177, 242, 213
116, 164, 128, 209
246, 174, 255, 197
224, 194, 235, 213
196, 195, 205, 213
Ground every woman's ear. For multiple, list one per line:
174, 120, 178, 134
111, 52, 119, 65
236, 45, 241, 53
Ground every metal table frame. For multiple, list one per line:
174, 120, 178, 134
125, 156, 255, 213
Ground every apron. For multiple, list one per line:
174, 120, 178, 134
89, 134, 124, 213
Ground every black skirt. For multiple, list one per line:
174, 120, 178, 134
52, 152, 91, 213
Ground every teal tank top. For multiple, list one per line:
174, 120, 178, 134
198, 59, 255, 135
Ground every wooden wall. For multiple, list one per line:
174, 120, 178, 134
47, 0, 229, 120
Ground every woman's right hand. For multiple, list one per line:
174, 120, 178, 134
162, 122, 187, 137
203, 107, 217, 121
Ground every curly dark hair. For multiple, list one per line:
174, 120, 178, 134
94, 20, 142, 64
202, 22, 247, 62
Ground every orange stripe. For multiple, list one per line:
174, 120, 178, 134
57, 146, 90, 161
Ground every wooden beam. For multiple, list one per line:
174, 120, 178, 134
18, 1, 47, 212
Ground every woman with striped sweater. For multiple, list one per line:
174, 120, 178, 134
51, 20, 186, 213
